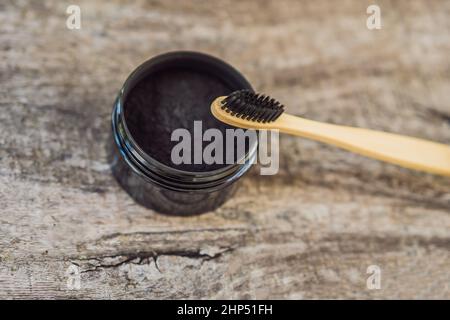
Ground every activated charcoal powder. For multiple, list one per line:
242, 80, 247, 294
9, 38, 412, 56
124, 67, 247, 172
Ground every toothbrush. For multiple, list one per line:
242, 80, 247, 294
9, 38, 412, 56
211, 90, 450, 177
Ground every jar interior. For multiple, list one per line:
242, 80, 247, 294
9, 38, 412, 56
123, 56, 253, 172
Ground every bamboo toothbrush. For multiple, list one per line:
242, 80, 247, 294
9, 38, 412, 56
211, 90, 450, 177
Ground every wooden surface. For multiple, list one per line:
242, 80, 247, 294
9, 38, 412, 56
0, 0, 449, 299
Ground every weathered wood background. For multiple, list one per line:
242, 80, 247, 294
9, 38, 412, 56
0, 0, 449, 299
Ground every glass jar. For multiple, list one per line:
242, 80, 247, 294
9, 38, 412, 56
109, 51, 257, 215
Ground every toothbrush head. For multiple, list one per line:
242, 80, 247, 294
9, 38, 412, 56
220, 90, 285, 123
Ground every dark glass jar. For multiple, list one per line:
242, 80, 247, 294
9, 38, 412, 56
109, 51, 257, 215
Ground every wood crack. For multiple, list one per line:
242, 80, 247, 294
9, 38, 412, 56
76, 247, 235, 273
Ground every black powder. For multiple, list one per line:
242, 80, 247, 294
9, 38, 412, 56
124, 68, 245, 172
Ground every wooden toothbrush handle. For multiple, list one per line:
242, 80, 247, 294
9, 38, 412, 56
277, 114, 450, 177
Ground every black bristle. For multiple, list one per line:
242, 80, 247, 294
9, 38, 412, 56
220, 90, 285, 123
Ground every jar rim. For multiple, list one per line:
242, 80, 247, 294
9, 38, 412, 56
111, 51, 258, 192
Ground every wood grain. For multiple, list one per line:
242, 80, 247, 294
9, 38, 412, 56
0, 0, 449, 299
